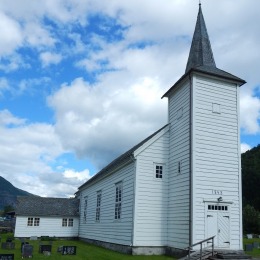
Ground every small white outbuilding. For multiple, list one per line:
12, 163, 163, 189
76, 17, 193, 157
15, 197, 79, 238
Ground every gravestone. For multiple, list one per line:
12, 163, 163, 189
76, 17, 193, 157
0, 254, 14, 260
21, 242, 29, 252
1, 242, 15, 249
245, 244, 253, 251
253, 242, 259, 248
22, 244, 33, 258
62, 246, 77, 255
39, 244, 52, 253
57, 245, 63, 253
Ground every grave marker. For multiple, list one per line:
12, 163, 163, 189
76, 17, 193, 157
62, 246, 77, 255
0, 254, 14, 260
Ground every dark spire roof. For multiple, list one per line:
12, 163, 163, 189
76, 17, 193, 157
162, 4, 246, 99
185, 4, 216, 72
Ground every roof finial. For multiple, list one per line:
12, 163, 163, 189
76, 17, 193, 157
199, 0, 201, 6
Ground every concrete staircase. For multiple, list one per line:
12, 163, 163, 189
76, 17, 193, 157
179, 250, 252, 260
208, 251, 252, 260
181, 249, 216, 260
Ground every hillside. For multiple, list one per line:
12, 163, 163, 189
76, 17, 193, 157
241, 144, 260, 211
0, 176, 34, 210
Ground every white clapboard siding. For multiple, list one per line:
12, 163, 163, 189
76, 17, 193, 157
133, 130, 169, 246
78, 161, 135, 246
15, 216, 79, 237
167, 78, 191, 249
192, 74, 241, 249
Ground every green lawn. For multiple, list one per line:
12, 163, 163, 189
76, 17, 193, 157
1, 232, 259, 259
244, 237, 260, 258
0, 233, 173, 260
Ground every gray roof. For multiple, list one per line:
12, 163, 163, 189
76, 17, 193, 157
162, 4, 245, 99
77, 124, 169, 191
185, 4, 216, 72
16, 197, 79, 217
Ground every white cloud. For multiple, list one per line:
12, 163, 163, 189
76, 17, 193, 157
0, 0, 260, 197
48, 75, 167, 168
240, 90, 260, 134
0, 111, 71, 197
0, 12, 23, 56
0, 78, 10, 95
241, 143, 251, 153
63, 168, 90, 182
40, 52, 63, 67
0, 109, 26, 126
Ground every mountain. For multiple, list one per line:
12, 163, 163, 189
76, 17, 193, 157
241, 144, 260, 211
0, 176, 34, 210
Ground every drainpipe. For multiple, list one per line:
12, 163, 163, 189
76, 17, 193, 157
189, 73, 193, 248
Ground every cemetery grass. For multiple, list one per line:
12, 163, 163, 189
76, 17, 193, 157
244, 237, 260, 258
0, 233, 173, 260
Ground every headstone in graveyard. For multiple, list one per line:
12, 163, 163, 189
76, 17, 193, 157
0, 254, 14, 260
245, 244, 253, 251
62, 246, 77, 255
39, 244, 52, 253
22, 244, 33, 258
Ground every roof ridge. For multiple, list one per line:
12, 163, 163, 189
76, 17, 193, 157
77, 124, 169, 190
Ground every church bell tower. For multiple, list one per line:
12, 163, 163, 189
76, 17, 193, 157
163, 4, 245, 250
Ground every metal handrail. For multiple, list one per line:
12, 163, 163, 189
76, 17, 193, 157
187, 236, 215, 260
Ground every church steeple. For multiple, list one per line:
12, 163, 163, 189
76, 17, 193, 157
185, 4, 216, 73
162, 3, 246, 99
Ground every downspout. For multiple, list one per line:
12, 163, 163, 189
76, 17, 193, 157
189, 73, 193, 247
130, 154, 137, 251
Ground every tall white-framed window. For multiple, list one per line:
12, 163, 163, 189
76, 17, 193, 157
83, 197, 87, 223
96, 191, 102, 222
115, 182, 122, 220
155, 164, 163, 179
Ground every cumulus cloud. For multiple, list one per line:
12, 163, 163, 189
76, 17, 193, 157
241, 143, 251, 154
0, 109, 26, 126
0, 12, 23, 56
0, 78, 10, 95
0, 110, 73, 197
240, 90, 260, 134
40, 52, 63, 67
48, 75, 167, 168
0, 0, 260, 197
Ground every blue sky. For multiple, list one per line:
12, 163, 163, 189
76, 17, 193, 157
0, 0, 259, 197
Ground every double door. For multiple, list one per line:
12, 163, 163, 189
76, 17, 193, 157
206, 204, 230, 248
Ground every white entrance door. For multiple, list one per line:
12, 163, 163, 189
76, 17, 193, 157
206, 204, 230, 248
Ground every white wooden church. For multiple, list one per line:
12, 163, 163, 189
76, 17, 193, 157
15, 4, 246, 256
75, 4, 246, 256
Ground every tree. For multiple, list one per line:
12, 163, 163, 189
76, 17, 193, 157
243, 204, 260, 234
242, 144, 260, 211
3, 205, 14, 215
